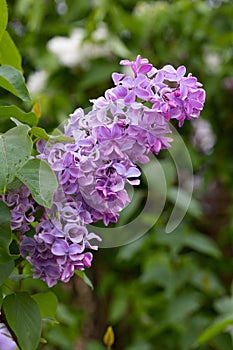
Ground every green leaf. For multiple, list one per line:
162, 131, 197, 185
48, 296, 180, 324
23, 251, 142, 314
0, 0, 8, 42
109, 35, 131, 57
32, 292, 58, 320
167, 187, 201, 218
30, 126, 74, 143
2, 292, 42, 350
164, 292, 202, 325
0, 105, 37, 126
16, 158, 58, 208
86, 341, 106, 350
75, 270, 94, 290
9, 271, 31, 282
0, 31, 22, 71
198, 316, 233, 344
109, 291, 128, 323
0, 125, 32, 192
0, 201, 13, 263
184, 232, 222, 259
0, 65, 31, 101
0, 260, 14, 285
0, 289, 2, 308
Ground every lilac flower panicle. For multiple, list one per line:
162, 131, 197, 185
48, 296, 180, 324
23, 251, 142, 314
1, 55, 205, 287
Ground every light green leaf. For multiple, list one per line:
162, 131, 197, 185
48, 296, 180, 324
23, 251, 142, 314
0, 0, 8, 42
0, 201, 13, 263
109, 291, 128, 323
0, 31, 22, 71
0, 125, 32, 192
32, 292, 58, 320
16, 158, 58, 208
0, 261, 14, 285
0, 65, 31, 101
198, 315, 233, 344
164, 292, 202, 325
167, 187, 201, 218
30, 126, 74, 143
0, 105, 37, 126
75, 270, 94, 290
184, 232, 222, 259
109, 35, 131, 57
9, 271, 31, 282
2, 292, 42, 350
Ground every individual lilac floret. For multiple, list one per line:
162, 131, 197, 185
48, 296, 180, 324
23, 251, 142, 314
120, 55, 153, 77
0, 323, 17, 350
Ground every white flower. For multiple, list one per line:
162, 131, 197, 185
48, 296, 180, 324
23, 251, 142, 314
27, 70, 48, 95
204, 51, 221, 73
47, 24, 110, 68
192, 119, 216, 154
47, 28, 86, 67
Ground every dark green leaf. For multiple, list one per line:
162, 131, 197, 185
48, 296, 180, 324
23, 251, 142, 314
0, 0, 8, 42
2, 292, 42, 350
0, 201, 13, 263
0, 125, 32, 192
0, 65, 31, 101
0, 105, 37, 126
32, 292, 58, 320
0, 289, 2, 308
0, 261, 14, 285
0, 31, 22, 71
16, 158, 58, 208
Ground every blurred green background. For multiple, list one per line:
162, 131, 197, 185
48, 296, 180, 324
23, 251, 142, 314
4, 0, 233, 349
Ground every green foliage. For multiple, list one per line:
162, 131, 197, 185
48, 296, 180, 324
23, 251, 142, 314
0, 65, 30, 101
0, 0, 233, 349
198, 316, 233, 344
0, 31, 22, 71
0, 106, 37, 126
16, 158, 58, 208
0, 260, 14, 285
0, 125, 32, 192
0, 0, 8, 42
2, 292, 42, 350
32, 292, 58, 321
74, 271, 94, 290
30, 126, 74, 143
0, 201, 14, 263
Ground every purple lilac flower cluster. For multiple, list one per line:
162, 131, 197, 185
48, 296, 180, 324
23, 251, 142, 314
2, 56, 205, 287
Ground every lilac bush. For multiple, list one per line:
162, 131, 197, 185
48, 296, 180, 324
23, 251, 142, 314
3, 56, 205, 287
